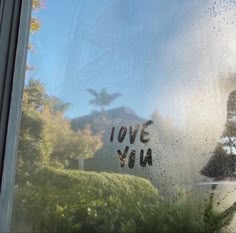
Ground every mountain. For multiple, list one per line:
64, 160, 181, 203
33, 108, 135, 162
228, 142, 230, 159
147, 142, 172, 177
71, 106, 145, 133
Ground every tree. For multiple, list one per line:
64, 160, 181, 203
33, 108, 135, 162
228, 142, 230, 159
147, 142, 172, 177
87, 88, 121, 111
32, 0, 44, 11
16, 79, 103, 185
225, 90, 236, 154
31, 0, 43, 32
201, 90, 236, 179
30, 18, 41, 33
26, 0, 43, 70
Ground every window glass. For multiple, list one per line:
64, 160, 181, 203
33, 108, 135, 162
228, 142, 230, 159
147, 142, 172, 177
11, 1, 236, 232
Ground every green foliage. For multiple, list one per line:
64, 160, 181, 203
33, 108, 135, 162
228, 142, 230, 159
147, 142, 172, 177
138, 191, 219, 233
16, 79, 102, 184
14, 79, 236, 233
23, 79, 46, 110
14, 166, 159, 233
14, 166, 229, 233
13, 1, 236, 232
51, 125, 103, 166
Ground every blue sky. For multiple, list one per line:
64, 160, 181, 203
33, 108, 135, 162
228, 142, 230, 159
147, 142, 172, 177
27, 0, 208, 120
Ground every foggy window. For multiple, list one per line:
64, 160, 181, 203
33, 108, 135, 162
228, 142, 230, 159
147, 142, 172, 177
10, 1, 236, 232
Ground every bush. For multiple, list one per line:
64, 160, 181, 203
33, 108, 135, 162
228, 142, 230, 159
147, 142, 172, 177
13, 166, 233, 233
13, 166, 158, 233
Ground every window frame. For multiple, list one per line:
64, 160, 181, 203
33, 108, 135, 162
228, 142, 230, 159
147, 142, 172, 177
0, 0, 32, 231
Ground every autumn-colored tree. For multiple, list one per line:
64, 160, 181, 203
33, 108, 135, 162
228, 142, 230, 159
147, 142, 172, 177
32, 0, 44, 10
16, 79, 102, 185
31, 0, 43, 32
26, 0, 43, 70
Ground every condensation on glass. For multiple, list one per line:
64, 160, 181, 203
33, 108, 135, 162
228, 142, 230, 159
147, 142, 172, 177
11, 1, 236, 232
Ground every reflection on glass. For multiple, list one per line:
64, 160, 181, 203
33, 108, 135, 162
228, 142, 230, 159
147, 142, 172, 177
11, 0, 236, 232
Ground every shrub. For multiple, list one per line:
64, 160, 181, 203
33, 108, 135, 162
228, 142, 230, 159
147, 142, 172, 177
13, 166, 158, 232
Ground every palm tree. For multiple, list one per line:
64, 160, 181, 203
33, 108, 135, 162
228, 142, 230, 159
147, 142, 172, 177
87, 88, 121, 111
